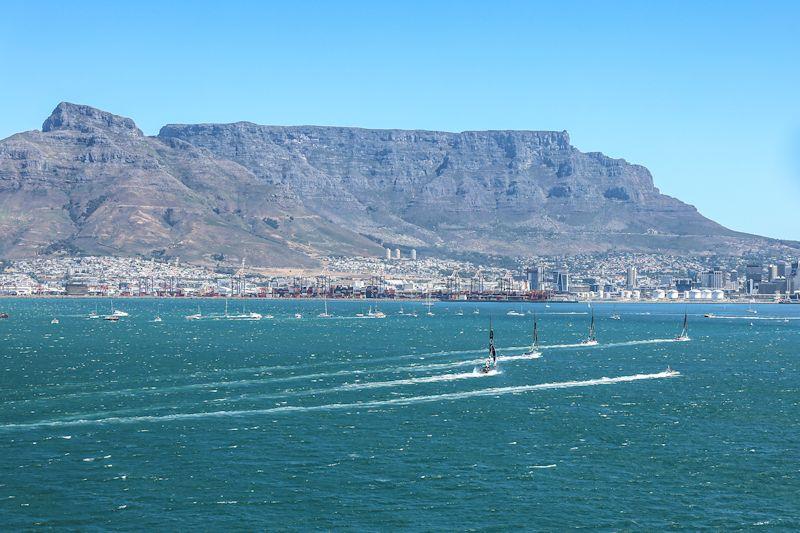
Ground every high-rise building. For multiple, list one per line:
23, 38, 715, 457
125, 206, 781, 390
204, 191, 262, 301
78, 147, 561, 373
745, 263, 763, 285
527, 265, 544, 291
410, 249, 417, 261
788, 260, 800, 294
553, 270, 569, 293
626, 266, 637, 289
701, 268, 725, 289
394, 248, 401, 260
768, 264, 778, 282
777, 261, 791, 278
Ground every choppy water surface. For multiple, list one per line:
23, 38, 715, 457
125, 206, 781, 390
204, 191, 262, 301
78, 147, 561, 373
1, 299, 798, 529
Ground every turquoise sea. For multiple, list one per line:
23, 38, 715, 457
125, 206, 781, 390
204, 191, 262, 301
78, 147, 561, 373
0, 299, 798, 530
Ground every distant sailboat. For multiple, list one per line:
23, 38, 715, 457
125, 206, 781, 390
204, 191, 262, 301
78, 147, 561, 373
674, 311, 690, 342
479, 318, 498, 374
580, 311, 598, 346
104, 299, 126, 320
51, 317, 59, 324
522, 314, 541, 357
610, 305, 621, 320
109, 300, 128, 317
318, 299, 332, 318
473, 308, 480, 315
425, 294, 435, 316
186, 305, 203, 320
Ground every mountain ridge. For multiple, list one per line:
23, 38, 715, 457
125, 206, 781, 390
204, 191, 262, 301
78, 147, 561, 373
0, 102, 794, 267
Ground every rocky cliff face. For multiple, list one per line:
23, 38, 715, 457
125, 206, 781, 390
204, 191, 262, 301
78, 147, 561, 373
0, 103, 790, 266
157, 122, 739, 256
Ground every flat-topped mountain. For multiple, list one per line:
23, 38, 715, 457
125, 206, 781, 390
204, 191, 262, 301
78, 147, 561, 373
0, 103, 794, 266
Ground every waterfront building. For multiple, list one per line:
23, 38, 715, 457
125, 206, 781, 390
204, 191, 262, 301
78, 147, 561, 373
626, 266, 637, 289
527, 265, 544, 291
553, 270, 569, 293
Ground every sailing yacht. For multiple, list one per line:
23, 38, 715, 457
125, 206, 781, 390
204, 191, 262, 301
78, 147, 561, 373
479, 319, 498, 374
521, 315, 542, 357
456, 308, 464, 316
88, 304, 100, 319
186, 305, 203, 320
425, 294, 435, 316
318, 299, 332, 318
746, 300, 758, 314
507, 307, 525, 317
610, 306, 621, 320
372, 305, 387, 319
104, 299, 126, 320
227, 300, 262, 320
674, 312, 690, 341
473, 308, 480, 315
109, 300, 128, 317
580, 311, 598, 346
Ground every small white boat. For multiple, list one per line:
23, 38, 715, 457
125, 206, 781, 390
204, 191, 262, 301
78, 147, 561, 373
153, 316, 162, 322
295, 313, 303, 319
456, 309, 464, 316
51, 318, 59, 324
103, 315, 119, 322
507, 310, 525, 317
473, 308, 480, 315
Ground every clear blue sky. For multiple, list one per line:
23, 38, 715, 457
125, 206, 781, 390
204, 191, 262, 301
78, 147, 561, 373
2, 1, 798, 240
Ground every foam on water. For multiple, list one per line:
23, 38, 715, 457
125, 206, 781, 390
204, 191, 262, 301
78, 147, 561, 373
0, 371, 679, 431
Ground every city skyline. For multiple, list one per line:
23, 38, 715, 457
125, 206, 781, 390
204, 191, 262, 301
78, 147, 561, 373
1, 1, 798, 240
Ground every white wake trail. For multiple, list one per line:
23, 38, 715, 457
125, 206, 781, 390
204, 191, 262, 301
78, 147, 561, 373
0, 371, 679, 431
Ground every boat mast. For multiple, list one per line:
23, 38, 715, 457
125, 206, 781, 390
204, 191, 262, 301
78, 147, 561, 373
589, 311, 596, 341
533, 314, 539, 350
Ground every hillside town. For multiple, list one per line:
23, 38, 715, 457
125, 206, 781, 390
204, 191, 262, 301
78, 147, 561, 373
1, 251, 798, 303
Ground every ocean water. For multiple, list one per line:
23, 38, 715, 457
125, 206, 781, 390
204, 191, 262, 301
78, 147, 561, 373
0, 299, 798, 529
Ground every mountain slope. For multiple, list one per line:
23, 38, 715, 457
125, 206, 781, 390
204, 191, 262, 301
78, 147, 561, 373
0, 103, 382, 266
0, 103, 793, 266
